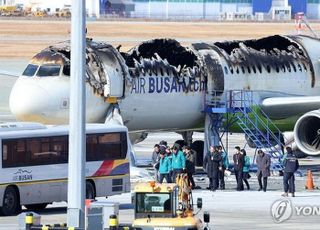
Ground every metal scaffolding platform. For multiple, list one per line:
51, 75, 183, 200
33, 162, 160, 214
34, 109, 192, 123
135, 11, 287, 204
204, 90, 285, 170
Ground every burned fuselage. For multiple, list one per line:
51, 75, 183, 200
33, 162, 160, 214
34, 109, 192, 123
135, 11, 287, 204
9, 35, 320, 133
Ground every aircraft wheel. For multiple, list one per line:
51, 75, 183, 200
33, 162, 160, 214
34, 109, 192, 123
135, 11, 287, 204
191, 140, 204, 167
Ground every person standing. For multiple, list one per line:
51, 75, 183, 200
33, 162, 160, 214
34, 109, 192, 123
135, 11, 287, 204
165, 146, 173, 182
233, 146, 244, 191
204, 146, 222, 191
159, 151, 172, 183
256, 149, 271, 192
171, 144, 186, 183
241, 149, 251, 190
183, 146, 196, 188
218, 145, 229, 190
282, 147, 299, 197
152, 144, 160, 182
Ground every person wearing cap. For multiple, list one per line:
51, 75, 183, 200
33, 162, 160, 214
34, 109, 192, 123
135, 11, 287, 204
159, 150, 172, 183
241, 149, 251, 190
218, 145, 229, 190
256, 149, 271, 192
233, 146, 244, 191
171, 143, 186, 183
159, 140, 168, 148
152, 144, 160, 182
183, 145, 196, 188
203, 145, 222, 191
282, 146, 299, 197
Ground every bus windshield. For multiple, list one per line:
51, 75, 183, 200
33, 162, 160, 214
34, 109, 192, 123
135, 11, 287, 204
136, 193, 171, 213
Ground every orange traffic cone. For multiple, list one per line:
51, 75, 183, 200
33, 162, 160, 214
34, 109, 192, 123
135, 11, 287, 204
305, 170, 315, 190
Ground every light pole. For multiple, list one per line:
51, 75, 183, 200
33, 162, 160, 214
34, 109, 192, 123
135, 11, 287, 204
67, 0, 86, 228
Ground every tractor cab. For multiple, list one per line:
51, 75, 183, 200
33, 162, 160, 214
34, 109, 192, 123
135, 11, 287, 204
132, 175, 209, 230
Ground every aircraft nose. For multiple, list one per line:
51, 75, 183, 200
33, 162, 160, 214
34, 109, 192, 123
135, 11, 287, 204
9, 79, 51, 121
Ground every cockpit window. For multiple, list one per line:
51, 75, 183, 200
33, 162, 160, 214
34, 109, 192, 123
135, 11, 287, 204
36, 65, 61, 77
22, 64, 38, 77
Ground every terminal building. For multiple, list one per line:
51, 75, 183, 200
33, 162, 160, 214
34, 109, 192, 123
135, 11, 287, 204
1, 0, 320, 19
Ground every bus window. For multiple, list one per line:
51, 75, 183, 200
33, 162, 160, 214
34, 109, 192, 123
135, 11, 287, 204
98, 133, 121, 160
86, 134, 98, 161
51, 136, 68, 163
41, 138, 50, 153
3, 144, 8, 161
13, 140, 26, 167
27, 138, 41, 163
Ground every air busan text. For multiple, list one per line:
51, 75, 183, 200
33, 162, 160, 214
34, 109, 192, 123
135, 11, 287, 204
130, 76, 206, 94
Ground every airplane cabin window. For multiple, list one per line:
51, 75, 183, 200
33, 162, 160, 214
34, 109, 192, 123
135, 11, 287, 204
302, 63, 307, 71
292, 64, 297, 72
257, 65, 262, 73
266, 65, 271, 73
297, 64, 302, 72
22, 64, 38, 77
224, 66, 228, 74
37, 65, 61, 77
252, 66, 256, 74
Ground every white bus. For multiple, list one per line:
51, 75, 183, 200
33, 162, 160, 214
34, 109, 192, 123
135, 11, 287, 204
0, 122, 130, 216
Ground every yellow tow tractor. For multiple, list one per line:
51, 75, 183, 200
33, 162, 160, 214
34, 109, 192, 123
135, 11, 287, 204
132, 174, 210, 230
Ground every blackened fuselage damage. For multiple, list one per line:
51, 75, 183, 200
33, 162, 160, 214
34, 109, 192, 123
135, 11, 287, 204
9, 35, 320, 132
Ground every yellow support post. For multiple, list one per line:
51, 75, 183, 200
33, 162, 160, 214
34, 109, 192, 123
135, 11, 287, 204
25, 213, 33, 230
109, 214, 118, 230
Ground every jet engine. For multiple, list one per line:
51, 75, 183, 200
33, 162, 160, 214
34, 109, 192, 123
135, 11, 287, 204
294, 110, 320, 156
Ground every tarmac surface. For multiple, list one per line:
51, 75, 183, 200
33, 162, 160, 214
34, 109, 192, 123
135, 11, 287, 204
1, 132, 320, 229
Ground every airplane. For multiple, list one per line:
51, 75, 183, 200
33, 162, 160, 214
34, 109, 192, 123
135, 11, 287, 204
5, 34, 320, 164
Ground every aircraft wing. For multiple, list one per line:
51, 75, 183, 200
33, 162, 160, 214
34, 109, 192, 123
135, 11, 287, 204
261, 96, 320, 119
0, 70, 19, 77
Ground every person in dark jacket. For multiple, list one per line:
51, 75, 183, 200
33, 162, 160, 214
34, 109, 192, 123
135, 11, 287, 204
218, 145, 229, 190
233, 146, 244, 191
282, 146, 299, 197
183, 145, 196, 188
204, 146, 222, 191
256, 149, 271, 192
241, 149, 251, 190
152, 144, 160, 182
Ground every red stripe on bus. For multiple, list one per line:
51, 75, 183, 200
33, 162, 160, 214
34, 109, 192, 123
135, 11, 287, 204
93, 160, 114, 176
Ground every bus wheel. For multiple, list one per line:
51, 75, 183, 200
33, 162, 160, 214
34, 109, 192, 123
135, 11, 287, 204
86, 181, 95, 200
1, 186, 20, 216
25, 203, 48, 210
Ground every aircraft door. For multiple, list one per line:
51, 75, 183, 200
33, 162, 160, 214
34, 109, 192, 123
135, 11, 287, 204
95, 48, 125, 99
193, 44, 225, 96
